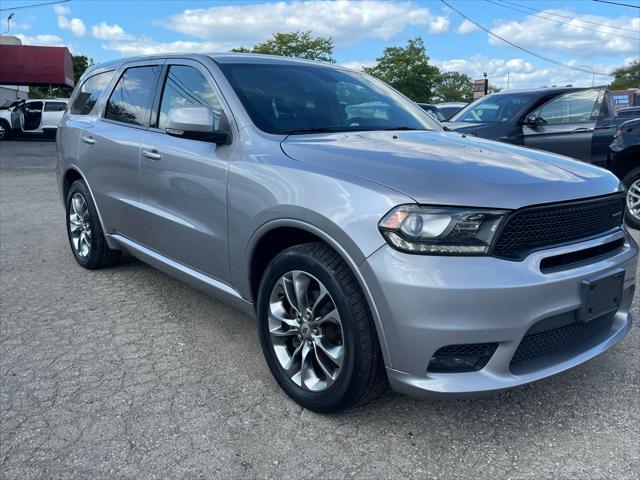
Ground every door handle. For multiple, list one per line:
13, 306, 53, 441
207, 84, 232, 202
571, 128, 593, 133
81, 136, 95, 145
142, 149, 161, 160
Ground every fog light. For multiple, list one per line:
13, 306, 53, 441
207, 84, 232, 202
427, 343, 498, 373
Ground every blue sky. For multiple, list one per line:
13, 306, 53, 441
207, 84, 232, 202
3, 0, 639, 89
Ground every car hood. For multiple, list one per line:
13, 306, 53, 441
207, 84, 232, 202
280, 131, 620, 209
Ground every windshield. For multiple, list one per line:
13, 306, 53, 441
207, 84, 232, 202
218, 63, 441, 134
450, 93, 534, 123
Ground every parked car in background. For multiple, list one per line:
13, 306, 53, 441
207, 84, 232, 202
616, 106, 640, 119
607, 117, 640, 228
444, 87, 638, 167
417, 102, 467, 122
56, 53, 636, 412
434, 102, 467, 120
417, 103, 445, 121
0, 98, 68, 140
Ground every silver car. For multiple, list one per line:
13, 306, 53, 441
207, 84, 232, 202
56, 54, 637, 412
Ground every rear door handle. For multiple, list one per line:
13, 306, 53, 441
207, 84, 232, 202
142, 149, 161, 160
572, 128, 593, 133
81, 136, 95, 145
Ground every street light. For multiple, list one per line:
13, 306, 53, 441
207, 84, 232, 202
1, 13, 15, 35
578, 64, 595, 87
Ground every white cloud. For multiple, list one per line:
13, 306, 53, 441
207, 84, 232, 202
15, 33, 65, 47
433, 54, 617, 90
457, 19, 479, 35
57, 15, 86, 37
163, 0, 450, 48
340, 60, 377, 71
102, 39, 226, 56
91, 21, 134, 41
489, 9, 640, 56
53, 4, 70, 16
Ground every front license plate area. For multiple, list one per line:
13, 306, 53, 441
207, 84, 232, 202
579, 269, 625, 322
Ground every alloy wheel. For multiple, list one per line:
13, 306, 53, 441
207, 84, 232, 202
268, 270, 345, 392
626, 179, 640, 223
69, 193, 92, 257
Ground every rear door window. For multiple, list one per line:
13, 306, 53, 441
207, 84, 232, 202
70, 71, 114, 115
44, 102, 67, 112
105, 66, 162, 126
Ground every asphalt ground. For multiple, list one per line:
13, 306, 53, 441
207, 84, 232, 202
1, 138, 638, 479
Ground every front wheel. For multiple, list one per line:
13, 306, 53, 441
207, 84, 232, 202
622, 167, 640, 230
0, 120, 10, 140
257, 242, 385, 412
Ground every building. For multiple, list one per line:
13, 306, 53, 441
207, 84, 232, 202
0, 36, 29, 105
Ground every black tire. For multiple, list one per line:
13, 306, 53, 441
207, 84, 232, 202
0, 120, 11, 140
622, 167, 640, 230
66, 179, 121, 269
257, 242, 385, 413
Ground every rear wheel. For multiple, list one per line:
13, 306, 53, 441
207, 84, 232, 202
622, 167, 640, 230
257, 242, 385, 412
66, 180, 121, 269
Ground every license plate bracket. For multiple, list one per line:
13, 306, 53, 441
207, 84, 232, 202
578, 269, 625, 322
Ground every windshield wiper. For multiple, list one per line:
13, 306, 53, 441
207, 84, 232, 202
280, 127, 345, 135
380, 127, 429, 131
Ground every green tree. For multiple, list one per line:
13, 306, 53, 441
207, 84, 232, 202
609, 59, 640, 90
363, 37, 440, 103
232, 31, 335, 63
434, 72, 474, 102
29, 54, 94, 99
72, 55, 93, 83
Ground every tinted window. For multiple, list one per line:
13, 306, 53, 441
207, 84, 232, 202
451, 93, 533, 123
219, 63, 440, 134
532, 90, 599, 125
44, 102, 67, 112
105, 66, 161, 126
618, 108, 640, 118
418, 104, 445, 122
24, 101, 43, 113
70, 71, 114, 115
157, 65, 222, 129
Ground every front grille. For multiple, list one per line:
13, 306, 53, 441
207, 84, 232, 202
493, 194, 625, 260
510, 313, 615, 367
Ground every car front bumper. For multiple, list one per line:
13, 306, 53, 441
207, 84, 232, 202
361, 228, 637, 398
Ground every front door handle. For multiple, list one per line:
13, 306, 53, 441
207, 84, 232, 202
142, 149, 161, 160
81, 136, 95, 145
572, 128, 593, 133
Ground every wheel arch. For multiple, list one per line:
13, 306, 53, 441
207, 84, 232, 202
611, 147, 640, 181
61, 166, 119, 250
245, 219, 392, 367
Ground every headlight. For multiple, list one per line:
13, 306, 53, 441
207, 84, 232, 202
378, 205, 508, 255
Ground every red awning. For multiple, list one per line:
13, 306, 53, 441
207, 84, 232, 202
0, 45, 74, 87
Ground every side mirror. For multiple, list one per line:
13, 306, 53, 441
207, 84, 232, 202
524, 114, 545, 129
165, 106, 232, 145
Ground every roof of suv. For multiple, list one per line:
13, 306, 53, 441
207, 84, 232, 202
82, 53, 353, 79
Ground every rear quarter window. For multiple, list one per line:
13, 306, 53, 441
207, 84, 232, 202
70, 71, 115, 115
44, 102, 67, 112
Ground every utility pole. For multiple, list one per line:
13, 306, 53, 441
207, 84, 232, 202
507, 72, 510, 90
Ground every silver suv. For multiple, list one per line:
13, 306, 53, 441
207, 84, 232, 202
56, 54, 637, 412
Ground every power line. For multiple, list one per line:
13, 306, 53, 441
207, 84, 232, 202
593, 0, 640, 8
495, 0, 640, 33
441, 0, 613, 77
0, 0, 70, 12
486, 0, 640, 40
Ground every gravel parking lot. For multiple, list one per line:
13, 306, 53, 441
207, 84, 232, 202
1, 139, 639, 480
